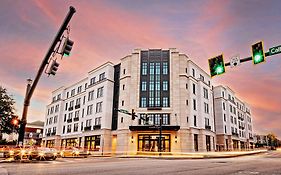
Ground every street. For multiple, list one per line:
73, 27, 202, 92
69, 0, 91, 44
1, 151, 281, 175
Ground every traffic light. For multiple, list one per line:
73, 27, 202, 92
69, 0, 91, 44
208, 54, 226, 77
47, 60, 60, 75
252, 41, 265, 65
131, 109, 135, 120
62, 38, 74, 56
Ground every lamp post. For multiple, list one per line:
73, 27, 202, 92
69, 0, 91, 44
158, 116, 162, 156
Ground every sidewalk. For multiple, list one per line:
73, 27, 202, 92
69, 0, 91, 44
117, 150, 268, 159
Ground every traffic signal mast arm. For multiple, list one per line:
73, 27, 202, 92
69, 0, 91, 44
224, 52, 270, 66
114, 108, 146, 121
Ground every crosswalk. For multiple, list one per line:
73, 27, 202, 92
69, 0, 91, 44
263, 151, 281, 158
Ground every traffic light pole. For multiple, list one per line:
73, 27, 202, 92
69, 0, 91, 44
224, 52, 270, 66
18, 6, 76, 145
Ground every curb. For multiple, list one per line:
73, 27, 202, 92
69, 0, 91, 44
117, 151, 267, 160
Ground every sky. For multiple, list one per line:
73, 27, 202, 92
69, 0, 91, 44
0, 0, 281, 138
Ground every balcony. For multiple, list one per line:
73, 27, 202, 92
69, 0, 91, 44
74, 117, 79, 122
67, 118, 72, 123
205, 125, 211, 130
232, 132, 239, 137
75, 104, 80, 109
68, 107, 73, 111
93, 125, 101, 130
51, 132, 56, 136
84, 126, 91, 131
46, 133, 51, 137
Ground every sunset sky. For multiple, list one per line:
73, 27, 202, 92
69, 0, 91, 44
0, 0, 280, 137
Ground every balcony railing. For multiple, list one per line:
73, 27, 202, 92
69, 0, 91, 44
67, 118, 72, 123
84, 126, 91, 131
74, 117, 79, 122
205, 125, 211, 130
93, 125, 101, 130
51, 132, 56, 136
68, 107, 73, 111
46, 133, 51, 137
75, 104, 80, 109
232, 132, 239, 137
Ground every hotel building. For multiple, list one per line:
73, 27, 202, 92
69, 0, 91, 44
213, 86, 254, 151
43, 48, 252, 154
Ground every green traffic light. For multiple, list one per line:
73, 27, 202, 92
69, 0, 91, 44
215, 65, 225, 74
64, 53, 70, 57
252, 41, 265, 65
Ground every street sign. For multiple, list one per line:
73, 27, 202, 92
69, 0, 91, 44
230, 55, 240, 68
269, 45, 281, 56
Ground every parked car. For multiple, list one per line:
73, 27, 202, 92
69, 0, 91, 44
28, 147, 57, 160
60, 147, 89, 158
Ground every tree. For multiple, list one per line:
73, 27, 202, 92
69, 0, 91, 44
267, 133, 278, 147
0, 86, 19, 137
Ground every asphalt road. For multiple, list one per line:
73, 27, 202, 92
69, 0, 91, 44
1, 151, 281, 175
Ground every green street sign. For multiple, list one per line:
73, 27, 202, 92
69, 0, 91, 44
269, 45, 281, 55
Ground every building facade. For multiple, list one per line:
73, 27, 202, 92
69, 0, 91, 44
43, 48, 254, 154
213, 85, 254, 151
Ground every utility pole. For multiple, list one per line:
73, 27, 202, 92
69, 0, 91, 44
18, 6, 76, 146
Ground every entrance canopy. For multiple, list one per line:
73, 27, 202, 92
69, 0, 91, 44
129, 125, 180, 131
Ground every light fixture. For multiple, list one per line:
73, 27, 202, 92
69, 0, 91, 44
175, 136, 178, 143
131, 136, 134, 143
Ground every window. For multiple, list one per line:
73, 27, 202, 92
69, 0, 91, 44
86, 119, 92, 127
67, 92, 69, 98
77, 86, 82, 93
163, 81, 168, 91
95, 117, 101, 125
204, 103, 209, 114
192, 68, 195, 77
224, 114, 226, 122
87, 105, 93, 115
223, 102, 226, 110
97, 87, 104, 98
76, 98, 81, 106
81, 122, 83, 131
46, 119, 48, 126
69, 101, 74, 108
54, 116, 58, 123
99, 72, 105, 81
88, 90, 94, 101
200, 74, 204, 81
121, 100, 124, 106
225, 126, 227, 134
83, 96, 86, 105
52, 96, 56, 102
141, 98, 146, 107
64, 114, 66, 122
121, 117, 123, 123
57, 94, 61, 100
141, 81, 147, 91
62, 126, 65, 134
185, 68, 188, 73
142, 62, 147, 75
193, 83, 196, 94
186, 100, 188, 106
49, 117, 52, 125
203, 88, 208, 99
74, 123, 78, 132
82, 109, 84, 118
90, 77, 96, 85
85, 83, 88, 89
68, 112, 73, 120
47, 109, 50, 115
186, 83, 188, 89
155, 114, 160, 125
163, 97, 168, 107
162, 114, 169, 125
67, 125, 71, 133
122, 84, 125, 90
222, 91, 225, 98
55, 104, 59, 112
123, 69, 126, 75
96, 102, 102, 113
205, 118, 210, 126
71, 89, 75, 97
163, 62, 168, 75
75, 111, 79, 118
231, 116, 233, 123
194, 115, 197, 126
186, 116, 189, 123
193, 99, 196, 110
50, 106, 54, 114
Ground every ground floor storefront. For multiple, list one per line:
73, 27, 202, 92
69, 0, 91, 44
216, 134, 255, 151
42, 128, 216, 154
